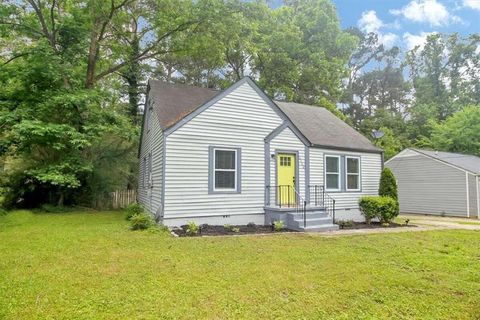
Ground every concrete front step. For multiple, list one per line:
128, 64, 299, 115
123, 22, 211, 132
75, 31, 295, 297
289, 217, 333, 229
287, 211, 328, 221
299, 224, 339, 232
286, 211, 338, 232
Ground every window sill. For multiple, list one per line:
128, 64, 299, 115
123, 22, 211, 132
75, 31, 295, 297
210, 190, 241, 194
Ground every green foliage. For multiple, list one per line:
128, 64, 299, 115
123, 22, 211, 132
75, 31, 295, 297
124, 203, 144, 221
186, 221, 200, 235
426, 106, 480, 156
338, 220, 354, 229
359, 196, 399, 224
0, 207, 6, 216
224, 224, 239, 232
130, 213, 154, 230
379, 168, 398, 201
273, 220, 285, 231
0, 1, 138, 208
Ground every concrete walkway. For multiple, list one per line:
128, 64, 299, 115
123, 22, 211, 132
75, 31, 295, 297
317, 214, 480, 237
398, 214, 480, 230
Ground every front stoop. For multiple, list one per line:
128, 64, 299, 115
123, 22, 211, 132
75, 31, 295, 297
265, 207, 339, 232
287, 210, 339, 232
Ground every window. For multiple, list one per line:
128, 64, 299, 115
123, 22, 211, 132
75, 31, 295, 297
212, 148, 238, 192
346, 156, 360, 191
279, 156, 291, 167
325, 155, 340, 190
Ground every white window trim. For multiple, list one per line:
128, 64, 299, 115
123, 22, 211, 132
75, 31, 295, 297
345, 156, 361, 191
213, 148, 238, 192
325, 155, 341, 191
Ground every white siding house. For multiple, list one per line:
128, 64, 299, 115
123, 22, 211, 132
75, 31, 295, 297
138, 77, 384, 230
386, 148, 480, 218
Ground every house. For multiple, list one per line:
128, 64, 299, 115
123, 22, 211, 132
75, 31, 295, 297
138, 77, 383, 231
386, 148, 480, 218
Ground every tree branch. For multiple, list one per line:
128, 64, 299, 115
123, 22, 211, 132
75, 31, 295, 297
1, 52, 32, 66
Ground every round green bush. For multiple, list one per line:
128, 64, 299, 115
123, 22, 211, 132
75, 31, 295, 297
359, 196, 399, 224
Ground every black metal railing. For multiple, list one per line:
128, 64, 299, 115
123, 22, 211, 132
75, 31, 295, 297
266, 185, 307, 228
309, 185, 336, 223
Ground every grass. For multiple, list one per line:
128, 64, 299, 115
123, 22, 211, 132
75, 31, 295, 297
1, 211, 480, 319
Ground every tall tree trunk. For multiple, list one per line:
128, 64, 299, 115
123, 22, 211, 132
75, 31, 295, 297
86, 28, 98, 88
124, 36, 141, 123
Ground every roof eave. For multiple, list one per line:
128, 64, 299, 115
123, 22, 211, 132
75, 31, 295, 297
311, 143, 383, 154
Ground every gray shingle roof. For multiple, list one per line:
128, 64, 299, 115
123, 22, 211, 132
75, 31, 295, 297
147, 79, 381, 153
148, 80, 220, 129
412, 148, 480, 174
275, 101, 381, 153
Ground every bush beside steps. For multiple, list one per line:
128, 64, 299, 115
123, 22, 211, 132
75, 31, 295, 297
359, 168, 400, 224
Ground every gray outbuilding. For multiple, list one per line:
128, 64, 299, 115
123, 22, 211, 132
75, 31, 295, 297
386, 148, 480, 218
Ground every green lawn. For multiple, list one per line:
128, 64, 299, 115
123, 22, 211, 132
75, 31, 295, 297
1, 211, 479, 319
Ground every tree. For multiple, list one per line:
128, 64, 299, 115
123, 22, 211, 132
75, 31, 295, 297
372, 127, 405, 161
405, 33, 480, 141
254, 0, 358, 111
379, 167, 398, 201
425, 105, 480, 156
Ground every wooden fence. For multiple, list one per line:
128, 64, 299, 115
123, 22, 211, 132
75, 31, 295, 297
111, 189, 137, 209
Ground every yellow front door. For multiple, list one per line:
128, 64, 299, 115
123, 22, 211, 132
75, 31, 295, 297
277, 153, 296, 206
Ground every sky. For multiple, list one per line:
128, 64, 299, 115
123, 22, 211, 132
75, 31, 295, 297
271, 0, 480, 50
332, 0, 480, 50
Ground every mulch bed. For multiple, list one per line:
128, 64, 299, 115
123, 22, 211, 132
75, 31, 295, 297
338, 221, 416, 230
172, 224, 296, 237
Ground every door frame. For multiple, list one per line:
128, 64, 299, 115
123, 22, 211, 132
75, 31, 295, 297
275, 149, 299, 206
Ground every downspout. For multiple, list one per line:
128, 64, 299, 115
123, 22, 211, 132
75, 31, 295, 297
466, 172, 470, 218
476, 175, 479, 219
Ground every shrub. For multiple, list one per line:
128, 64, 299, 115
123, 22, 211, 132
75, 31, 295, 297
186, 221, 199, 235
0, 207, 6, 216
359, 196, 399, 224
224, 224, 240, 233
273, 220, 285, 231
379, 168, 398, 201
124, 203, 143, 220
130, 213, 154, 230
338, 220, 354, 229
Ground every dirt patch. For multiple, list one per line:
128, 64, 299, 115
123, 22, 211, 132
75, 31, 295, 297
172, 224, 297, 237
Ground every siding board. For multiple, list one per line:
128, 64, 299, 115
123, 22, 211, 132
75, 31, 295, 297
310, 148, 381, 213
138, 107, 164, 216
164, 82, 283, 221
387, 154, 468, 217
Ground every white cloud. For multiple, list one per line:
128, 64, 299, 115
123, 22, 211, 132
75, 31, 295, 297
403, 32, 436, 50
390, 0, 461, 26
358, 10, 384, 34
463, 0, 480, 10
381, 33, 399, 48
358, 10, 399, 48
